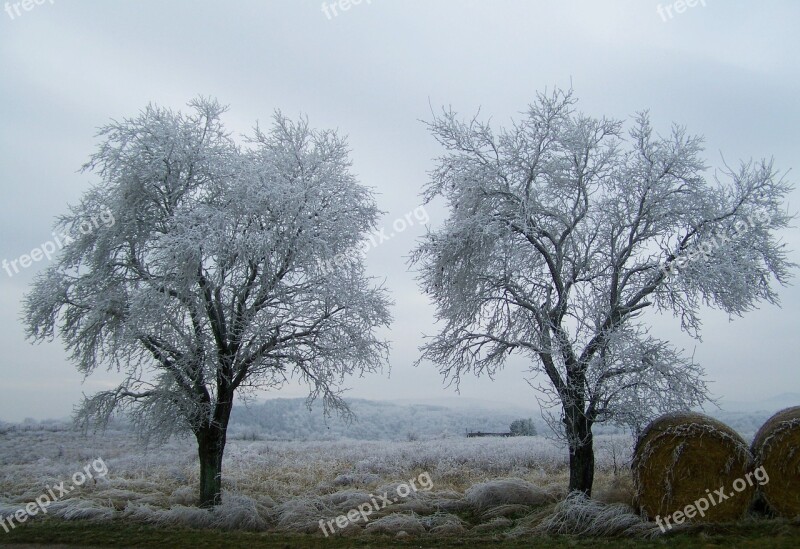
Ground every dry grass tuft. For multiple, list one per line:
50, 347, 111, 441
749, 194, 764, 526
363, 512, 426, 535
471, 516, 513, 533
594, 474, 636, 506
532, 492, 659, 538
49, 499, 116, 521
464, 477, 553, 511
121, 492, 269, 531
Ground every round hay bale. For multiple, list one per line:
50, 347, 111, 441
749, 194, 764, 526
632, 412, 753, 523
751, 406, 800, 517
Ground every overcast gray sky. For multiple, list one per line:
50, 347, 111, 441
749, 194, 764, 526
1, 0, 798, 422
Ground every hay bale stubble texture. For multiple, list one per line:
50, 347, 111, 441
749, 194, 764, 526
751, 406, 800, 517
632, 412, 753, 522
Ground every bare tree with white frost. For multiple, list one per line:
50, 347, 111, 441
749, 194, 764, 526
412, 88, 795, 495
24, 98, 392, 507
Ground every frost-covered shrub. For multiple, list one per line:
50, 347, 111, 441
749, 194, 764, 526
464, 478, 552, 510
274, 496, 331, 533
533, 492, 658, 538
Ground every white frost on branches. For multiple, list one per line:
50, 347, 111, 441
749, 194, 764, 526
24, 98, 392, 442
412, 88, 795, 445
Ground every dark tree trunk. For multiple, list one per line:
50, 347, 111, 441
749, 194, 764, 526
568, 429, 594, 495
565, 403, 595, 496
197, 424, 226, 507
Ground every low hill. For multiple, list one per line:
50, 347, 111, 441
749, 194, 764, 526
228, 397, 543, 441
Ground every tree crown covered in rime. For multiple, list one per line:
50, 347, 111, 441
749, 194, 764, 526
413, 88, 795, 434
24, 98, 392, 440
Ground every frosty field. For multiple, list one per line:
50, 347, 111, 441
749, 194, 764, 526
2, 422, 800, 548
0, 422, 638, 534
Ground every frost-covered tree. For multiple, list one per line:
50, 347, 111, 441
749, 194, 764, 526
412, 88, 794, 495
24, 98, 392, 507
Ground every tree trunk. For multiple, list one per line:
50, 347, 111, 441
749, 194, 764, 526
565, 405, 595, 496
197, 424, 227, 507
568, 430, 594, 495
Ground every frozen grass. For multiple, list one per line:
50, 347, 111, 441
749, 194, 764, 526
363, 512, 427, 535
523, 492, 661, 538
464, 478, 554, 510
0, 423, 647, 536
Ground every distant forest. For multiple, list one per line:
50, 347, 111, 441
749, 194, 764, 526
227, 398, 547, 441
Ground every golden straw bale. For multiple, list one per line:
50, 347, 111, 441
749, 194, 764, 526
632, 412, 753, 522
751, 406, 800, 517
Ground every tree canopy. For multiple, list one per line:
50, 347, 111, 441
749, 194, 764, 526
24, 98, 392, 505
413, 88, 795, 493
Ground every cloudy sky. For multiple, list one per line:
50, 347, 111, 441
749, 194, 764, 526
1, 0, 798, 422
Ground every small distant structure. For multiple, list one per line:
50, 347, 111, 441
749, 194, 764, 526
466, 429, 512, 438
